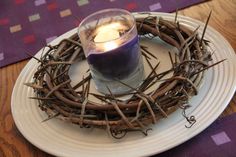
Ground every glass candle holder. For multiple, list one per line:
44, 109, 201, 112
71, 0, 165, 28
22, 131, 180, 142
78, 8, 144, 94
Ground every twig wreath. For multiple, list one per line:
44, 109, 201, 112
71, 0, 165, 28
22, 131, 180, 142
26, 12, 224, 139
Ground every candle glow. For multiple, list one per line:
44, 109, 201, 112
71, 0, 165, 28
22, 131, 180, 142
96, 22, 124, 33
94, 22, 126, 51
103, 41, 119, 51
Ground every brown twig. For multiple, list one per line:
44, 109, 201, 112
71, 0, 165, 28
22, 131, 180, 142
26, 13, 223, 139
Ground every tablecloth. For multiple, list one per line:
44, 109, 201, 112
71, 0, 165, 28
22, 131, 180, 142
0, 0, 205, 67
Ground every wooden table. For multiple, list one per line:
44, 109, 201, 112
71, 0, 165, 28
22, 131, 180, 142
0, 0, 235, 156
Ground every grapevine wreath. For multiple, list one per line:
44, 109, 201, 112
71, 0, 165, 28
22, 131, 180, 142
26, 12, 223, 139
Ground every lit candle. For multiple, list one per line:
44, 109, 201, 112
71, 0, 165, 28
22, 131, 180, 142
87, 22, 140, 79
94, 23, 120, 51
78, 9, 144, 94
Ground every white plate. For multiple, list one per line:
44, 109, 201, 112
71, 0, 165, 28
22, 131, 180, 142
11, 12, 236, 157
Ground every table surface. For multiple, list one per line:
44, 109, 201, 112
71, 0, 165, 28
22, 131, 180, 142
0, 0, 235, 156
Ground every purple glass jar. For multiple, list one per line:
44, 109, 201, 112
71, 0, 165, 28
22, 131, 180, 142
78, 9, 144, 94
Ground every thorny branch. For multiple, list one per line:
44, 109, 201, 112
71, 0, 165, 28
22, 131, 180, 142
26, 12, 224, 138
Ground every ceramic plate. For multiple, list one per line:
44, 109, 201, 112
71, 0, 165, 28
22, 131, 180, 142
11, 12, 236, 157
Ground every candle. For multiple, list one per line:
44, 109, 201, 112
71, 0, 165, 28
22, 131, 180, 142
88, 23, 140, 79
78, 9, 144, 94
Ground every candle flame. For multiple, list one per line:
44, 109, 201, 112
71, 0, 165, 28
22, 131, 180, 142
103, 41, 119, 51
94, 22, 125, 52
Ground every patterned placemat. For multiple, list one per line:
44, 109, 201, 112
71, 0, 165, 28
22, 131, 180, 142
155, 113, 236, 157
0, 0, 205, 67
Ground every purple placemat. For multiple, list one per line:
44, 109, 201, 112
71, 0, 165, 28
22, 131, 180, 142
0, 0, 205, 67
154, 113, 236, 157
